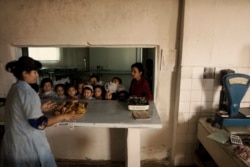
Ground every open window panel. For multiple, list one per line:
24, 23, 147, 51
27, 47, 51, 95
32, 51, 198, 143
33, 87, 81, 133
20, 46, 159, 99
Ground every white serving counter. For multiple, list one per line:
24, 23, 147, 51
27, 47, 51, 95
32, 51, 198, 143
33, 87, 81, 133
0, 100, 162, 167
58, 100, 161, 128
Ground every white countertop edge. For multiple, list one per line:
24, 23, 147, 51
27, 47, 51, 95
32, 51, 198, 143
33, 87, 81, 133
57, 122, 162, 129
0, 121, 162, 129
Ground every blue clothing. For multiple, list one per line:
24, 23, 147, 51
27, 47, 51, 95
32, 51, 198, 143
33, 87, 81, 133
0, 80, 57, 167
28, 115, 48, 130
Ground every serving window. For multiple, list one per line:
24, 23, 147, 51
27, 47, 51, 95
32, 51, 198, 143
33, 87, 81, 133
21, 46, 157, 97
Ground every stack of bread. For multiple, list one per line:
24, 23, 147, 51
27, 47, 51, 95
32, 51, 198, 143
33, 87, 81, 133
54, 100, 87, 115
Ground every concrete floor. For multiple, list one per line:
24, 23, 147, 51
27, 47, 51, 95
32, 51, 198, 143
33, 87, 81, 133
1, 138, 169, 167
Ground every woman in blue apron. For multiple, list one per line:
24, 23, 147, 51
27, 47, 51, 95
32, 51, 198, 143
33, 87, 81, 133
0, 56, 82, 167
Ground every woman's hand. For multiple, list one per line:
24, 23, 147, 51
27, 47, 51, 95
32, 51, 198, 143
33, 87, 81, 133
42, 101, 57, 112
63, 111, 83, 121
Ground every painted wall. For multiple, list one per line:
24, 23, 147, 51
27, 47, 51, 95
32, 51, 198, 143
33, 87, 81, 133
174, 0, 250, 165
0, 0, 179, 163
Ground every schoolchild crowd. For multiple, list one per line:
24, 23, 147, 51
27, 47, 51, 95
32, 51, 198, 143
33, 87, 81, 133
37, 75, 129, 101
35, 62, 153, 101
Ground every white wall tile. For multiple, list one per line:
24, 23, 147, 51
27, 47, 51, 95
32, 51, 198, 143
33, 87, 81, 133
243, 90, 250, 102
177, 65, 250, 166
181, 66, 193, 79
213, 82, 221, 92
202, 79, 214, 91
188, 112, 201, 123
179, 102, 190, 113
178, 112, 190, 123
179, 90, 191, 102
192, 67, 204, 79
180, 78, 192, 90
212, 101, 219, 110
191, 79, 203, 90
190, 90, 202, 102
201, 101, 213, 112
189, 102, 201, 113
230, 67, 238, 73
201, 91, 214, 102
215, 67, 224, 80
237, 68, 249, 74
213, 89, 221, 104
240, 102, 250, 108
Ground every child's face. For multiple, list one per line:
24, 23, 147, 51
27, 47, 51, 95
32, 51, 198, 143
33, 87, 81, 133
83, 89, 93, 99
112, 79, 120, 87
90, 78, 97, 86
77, 83, 84, 94
105, 91, 112, 100
94, 87, 102, 98
67, 87, 77, 97
43, 82, 53, 93
56, 86, 64, 96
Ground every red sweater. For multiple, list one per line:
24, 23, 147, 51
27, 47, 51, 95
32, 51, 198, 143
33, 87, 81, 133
129, 77, 153, 100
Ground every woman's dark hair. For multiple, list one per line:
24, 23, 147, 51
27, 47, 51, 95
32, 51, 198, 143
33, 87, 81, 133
40, 78, 53, 89
131, 62, 144, 76
29, 83, 39, 93
5, 56, 42, 79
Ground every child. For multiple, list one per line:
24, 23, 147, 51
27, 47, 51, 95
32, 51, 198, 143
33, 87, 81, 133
94, 85, 105, 100
39, 78, 57, 99
111, 77, 129, 101
66, 84, 79, 100
82, 85, 94, 100
105, 91, 118, 100
54, 83, 66, 99
76, 81, 86, 99
89, 75, 103, 87
112, 77, 126, 92
104, 82, 118, 100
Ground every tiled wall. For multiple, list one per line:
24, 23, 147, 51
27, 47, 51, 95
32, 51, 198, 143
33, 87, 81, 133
174, 66, 250, 166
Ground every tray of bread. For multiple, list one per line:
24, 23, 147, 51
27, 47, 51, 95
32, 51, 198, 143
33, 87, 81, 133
53, 100, 87, 115
127, 97, 149, 111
